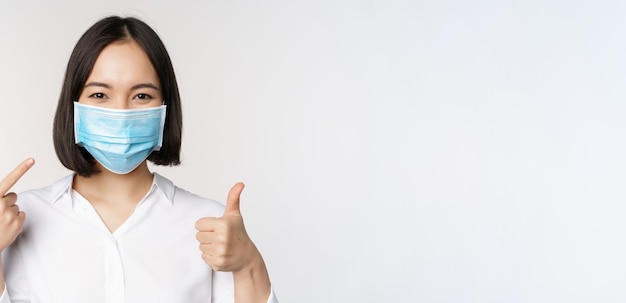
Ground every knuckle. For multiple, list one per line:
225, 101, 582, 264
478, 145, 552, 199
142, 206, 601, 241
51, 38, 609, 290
215, 233, 227, 245
0, 195, 15, 210
3, 212, 14, 223
10, 219, 22, 231
5, 193, 16, 204
194, 219, 204, 230
199, 243, 211, 252
215, 220, 228, 233
221, 226, 231, 237
3, 192, 16, 199
216, 256, 228, 267
215, 245, 228, 257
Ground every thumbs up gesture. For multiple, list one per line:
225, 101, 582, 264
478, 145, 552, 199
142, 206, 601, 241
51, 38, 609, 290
195, 182, 260, 272
0, 158, 34, 252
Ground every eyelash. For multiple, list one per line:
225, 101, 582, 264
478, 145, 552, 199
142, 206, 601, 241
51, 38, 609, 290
87, 93, 154, 100
134, 93, 153, 100
89, 93, 107, 99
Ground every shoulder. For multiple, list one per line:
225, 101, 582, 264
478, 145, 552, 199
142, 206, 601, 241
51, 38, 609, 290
16, 174, 73, 206
173, 186, 225, 212
154, 173, 225, 217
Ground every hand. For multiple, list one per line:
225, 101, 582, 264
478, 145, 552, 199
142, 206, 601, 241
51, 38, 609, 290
195, 182, 259, 272
0, 158, 34, 252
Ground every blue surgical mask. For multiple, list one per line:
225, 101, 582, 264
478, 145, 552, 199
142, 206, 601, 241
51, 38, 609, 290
73, 102, 167, 174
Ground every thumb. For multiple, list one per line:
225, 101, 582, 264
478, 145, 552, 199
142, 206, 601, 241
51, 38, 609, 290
224, 182, 245, 216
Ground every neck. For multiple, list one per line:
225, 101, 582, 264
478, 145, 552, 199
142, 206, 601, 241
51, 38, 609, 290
73, 162, 154, 205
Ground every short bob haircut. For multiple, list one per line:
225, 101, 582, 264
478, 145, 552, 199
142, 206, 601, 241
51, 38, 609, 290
53, 16, 182, 177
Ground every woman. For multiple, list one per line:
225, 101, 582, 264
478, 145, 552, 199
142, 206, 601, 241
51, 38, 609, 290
0, 16, 277, 303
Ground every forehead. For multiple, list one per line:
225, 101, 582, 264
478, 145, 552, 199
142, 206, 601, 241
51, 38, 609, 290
87, 40, 159, 85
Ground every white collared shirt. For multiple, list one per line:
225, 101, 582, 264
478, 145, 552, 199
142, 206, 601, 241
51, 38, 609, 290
0, 173, 278, 303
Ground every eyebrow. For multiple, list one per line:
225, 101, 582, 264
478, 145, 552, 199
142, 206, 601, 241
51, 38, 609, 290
84, 82, 110, 89
83, 82, 161, 91
131, 83, 161, 91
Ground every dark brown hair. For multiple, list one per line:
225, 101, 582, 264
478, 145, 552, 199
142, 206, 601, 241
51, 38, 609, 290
53, 16, 182, 177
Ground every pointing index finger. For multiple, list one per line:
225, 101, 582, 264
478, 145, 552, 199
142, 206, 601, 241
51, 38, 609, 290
0, 158, 35, 196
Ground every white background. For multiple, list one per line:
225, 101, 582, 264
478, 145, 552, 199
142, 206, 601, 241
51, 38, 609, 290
1, 0, 625, 302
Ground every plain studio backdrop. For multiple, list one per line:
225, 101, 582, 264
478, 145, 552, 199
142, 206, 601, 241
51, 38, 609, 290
1, 0, 625, 302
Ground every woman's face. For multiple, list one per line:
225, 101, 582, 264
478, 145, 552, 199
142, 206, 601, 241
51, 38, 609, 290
78, 40, 162, 109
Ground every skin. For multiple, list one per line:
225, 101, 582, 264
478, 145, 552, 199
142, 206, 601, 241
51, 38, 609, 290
0, 40, 271, 302
0, 158, 34, 295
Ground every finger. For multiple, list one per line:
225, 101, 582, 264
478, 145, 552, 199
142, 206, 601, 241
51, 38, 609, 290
1, 193, 17, 207
202, 253, 227, 270
201, 253, 221, 271
10, 204, 19, 216
224, 182, 244, 216
196, 231, 218, 243
199, 244, 228, 257
195, 217, 220, 231
199, 243, 213, 252
0, 158, 35, 196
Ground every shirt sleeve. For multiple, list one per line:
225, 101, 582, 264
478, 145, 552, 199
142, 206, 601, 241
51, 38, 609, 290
266, 287, 279, 303
1, 245, 29, 303
211, 269, 279, 303
0, 285, 11, 303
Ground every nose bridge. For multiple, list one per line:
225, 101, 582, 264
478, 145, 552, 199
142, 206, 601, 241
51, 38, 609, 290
111, 93, 132, 109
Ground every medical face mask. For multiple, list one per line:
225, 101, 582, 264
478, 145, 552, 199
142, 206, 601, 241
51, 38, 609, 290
73, 102, 167, 174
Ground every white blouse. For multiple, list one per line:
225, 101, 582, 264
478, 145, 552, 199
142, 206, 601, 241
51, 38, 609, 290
0, 173, 278, 303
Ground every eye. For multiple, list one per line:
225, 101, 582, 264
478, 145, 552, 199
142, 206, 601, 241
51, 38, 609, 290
134, 93, 153, 100
89, 92, 107, 99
